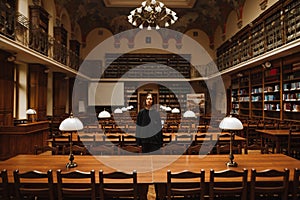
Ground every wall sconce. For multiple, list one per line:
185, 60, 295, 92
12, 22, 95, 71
26, 109, 37, 122
59, 113, 84, 168
7, 55, 16, 62
262, 61, 271, 69
219, 115, 243, 167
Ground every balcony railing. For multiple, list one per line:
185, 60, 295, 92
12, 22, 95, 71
216, 0, 300, 73
0, 11, 81, 72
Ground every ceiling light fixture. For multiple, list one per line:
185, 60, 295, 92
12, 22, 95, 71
128, 0, 178, 30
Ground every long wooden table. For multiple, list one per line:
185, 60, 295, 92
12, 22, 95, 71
255, 129, 300, 153
1, 154, 299, 199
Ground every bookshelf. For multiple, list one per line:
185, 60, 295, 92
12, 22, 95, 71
230, 53, 300, 122
104, 53, 191, 79
217, 0, 300, 72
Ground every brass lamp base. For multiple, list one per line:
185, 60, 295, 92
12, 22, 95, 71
66, 161, 77, 168
226, 161, 238, 167
226, 152, 238, 167
66, 154, 77, 168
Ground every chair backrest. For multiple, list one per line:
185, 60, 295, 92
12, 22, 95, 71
99, 170, 138, 200
78, 134, 96, 148
167, 169, 205, 200
56, 169, 96, 200
34, 145, 59, 155
250, 168, 290, 200
288, 125, 300, 158
119, 145, 142, 155
13, 169, 55, 200
244, 143, 268, 154
293, 168, 300, 200
194, 133, 213, 145
89, 144, 114, 155
62, 144, 88, 155
121, 134, 137, 146
162, 143, 188, 155
52, 134, 71, 154
174, 134, 193, 147
187, 143, 213, 155
163, 134, 172, 145
0, 169, 9, 200
216, 143, 242, 154
209, 168, 248, 200
102, 134, 122, 146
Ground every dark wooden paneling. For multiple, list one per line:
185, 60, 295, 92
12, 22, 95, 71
28, 64, 48, 121
0, 51, 14, 126
0, 121, 49, 160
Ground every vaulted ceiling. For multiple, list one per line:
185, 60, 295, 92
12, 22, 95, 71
55, 0, 246, 40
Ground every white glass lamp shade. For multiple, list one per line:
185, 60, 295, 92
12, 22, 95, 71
26, 109, 36, 115
59, 116, 83, 131
165, 106, 172, 112
98, 110, 111, 118
219, 116, 243, 130
183, 110, 196, 118
171, 108, 180, 113
114, 108, 123, 114
121, 107, 128, 112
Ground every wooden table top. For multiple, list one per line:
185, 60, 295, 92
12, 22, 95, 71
1, 154, 299, 183
256, 129, 300, 136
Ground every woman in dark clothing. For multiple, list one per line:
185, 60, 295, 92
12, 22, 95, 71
136, 93, 163, 153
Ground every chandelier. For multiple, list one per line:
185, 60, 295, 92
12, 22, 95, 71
128, 0, 178, 30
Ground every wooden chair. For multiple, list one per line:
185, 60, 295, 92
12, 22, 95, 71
245, 119, 260, 146
216, 143, 242, 154
102, 134, 122, 146
119, 145, 142, 155
287, 125, 300, 159
0, 169, 9, 200
121, 134, 137, 146
174, 134, 193, 148
187, 143, 213, 155
167, 169, 205, 200
293, 168, 300, 200
250, 168, 290, 200
209, 168, 248, 200
52, 134, 71, 154
34, 145, 59, 155
77, 134, 96, 148
89, 144, 114, 155
163, 134, 172, 146
57, 169, 96, 200
194, 133, 212, 145
162, 143, 188, 155
244, 143, 268, 154
99, 170, 138, 200
13, 169, 55, 200
62, 144, 89, 155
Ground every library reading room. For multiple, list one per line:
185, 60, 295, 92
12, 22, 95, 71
0, 0, 300, 199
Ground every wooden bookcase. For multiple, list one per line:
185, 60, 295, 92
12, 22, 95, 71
230, 53, 300, 122
217, 0, 300, 72
29, 5, 49, 55
104, 53, 191, 79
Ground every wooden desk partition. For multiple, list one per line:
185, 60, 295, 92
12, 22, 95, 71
0, 121, 49, 160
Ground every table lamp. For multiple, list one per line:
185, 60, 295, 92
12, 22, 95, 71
59, 113, 83, 168
26, 108, 36, 122
98, 109, 111, 132
219, 115, 243, 167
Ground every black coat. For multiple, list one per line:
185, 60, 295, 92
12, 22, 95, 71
136, 108, 163, 147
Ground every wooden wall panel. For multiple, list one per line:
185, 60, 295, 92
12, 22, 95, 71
0, 51, 14, 126
28, 64, 48, 121
53, 72, 68, 121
